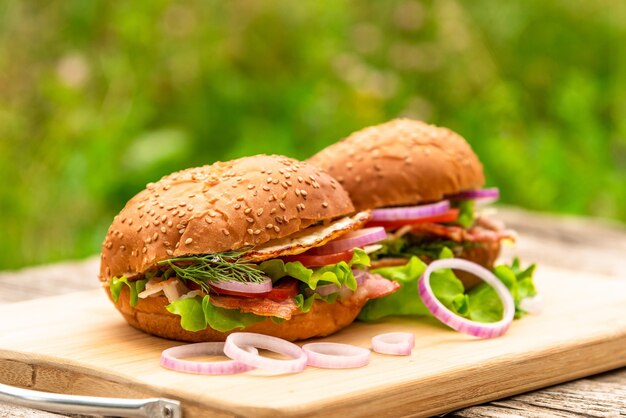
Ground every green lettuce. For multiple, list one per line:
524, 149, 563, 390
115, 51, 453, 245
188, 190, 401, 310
166, 295, 266, 332
258, 248, 370, 291
109, 276, 148, 307
294, 292, 339, 313
358, 249, 537, 324
455, 199, 475, 229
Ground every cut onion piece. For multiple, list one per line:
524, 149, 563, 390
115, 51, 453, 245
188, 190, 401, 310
224, 332, 307, 374
362, 244, 383, 254
211, 276, 272, 294
308, 227, 387, 255
419, 258, 515, 338
371, 201, 450, 222
371, 332, 415, 356
160, 342, 257, 375
302, 343, 370, 369
450, 188, 500, 205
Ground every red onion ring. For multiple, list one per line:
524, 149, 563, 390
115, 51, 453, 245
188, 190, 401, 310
210, 275, 272, 294
308, 227, 387, 255
160, 342, 257, 374
371, 332, 415, 356
224, 332, 307, 373
418, 258, 515, 338
371, 200, 450, 221
302, 342, 370, 369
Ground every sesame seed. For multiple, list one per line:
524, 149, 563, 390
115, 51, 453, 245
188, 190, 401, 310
164, 184, 171, 190
137, 226, 143, 232
146, 237, 152, 244
166, 249, 174, 256
247, 228, 254, 235
172, 209, 179, 216
346, 162, 353, 170
144, 221, 149, 228
153, 219, 160, 226
205, 217, 213, 224
119, 232, 124, 239
286, 180, 292, 186
138, 202, 145, 209
175, 242, 180, 249
246, 217, 254, 223
131, 250, 136, 256
284, 173, 291, 179
283, 215, 288, 223
161, 215, 167, 222
188, 193, 196, 198
161, 226, 167, 233
281, 181, 289, 189
273, 178, 279, 184
266, 223, 273, 229
297, 176, 303, 183
281, 192, 287, 200
322, 202, 329, 208
254, 229, 261, 235
159, 202, 164, 208
267, 177, 273, 183
178, 212, 185, 217
247, 184, 255, 190
279, 202, 287, 210
301, 190, 308, 197
237, 196, 244, 201
152, 232, 159, 241
179, 228, 186, 234
274, 225, 280, 233
270, 208, 276, 214
120, 245, 126, 251
179, 202, 187, 206
167, 220, 173, 227
128, 218, 134, 225
121, 217, 126, 224
266, 169, 272, 175
268, 195, 275, 202
142, 247, 147, 253
304, 179, 311, 185
222, 229, 230, 236
185, 238, 193, 245
262, 185, 270, 191
187, 205, 193, 211
164, 240, 171, 247
257, 208, 264, 216
295, 189, 301, 197
244, 208, 252, 214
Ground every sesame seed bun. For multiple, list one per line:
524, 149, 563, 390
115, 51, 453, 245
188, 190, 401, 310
307, 118, 485, 211
99, 154, 353, 281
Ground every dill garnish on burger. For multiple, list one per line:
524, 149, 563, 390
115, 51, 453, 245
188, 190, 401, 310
99, 155, 398, 342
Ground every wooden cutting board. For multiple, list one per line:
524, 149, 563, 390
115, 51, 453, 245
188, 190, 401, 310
1, 265, 625, 418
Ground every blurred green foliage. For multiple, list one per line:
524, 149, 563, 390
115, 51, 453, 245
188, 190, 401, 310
1, 0, 625, 269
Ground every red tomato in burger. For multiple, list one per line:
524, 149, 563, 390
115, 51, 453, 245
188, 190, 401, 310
211, 278, 299, 301
366, 208, 460, 229
281, 248, 354, 267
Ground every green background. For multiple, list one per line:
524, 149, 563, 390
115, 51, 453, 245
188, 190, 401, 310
1, 0, 625, 270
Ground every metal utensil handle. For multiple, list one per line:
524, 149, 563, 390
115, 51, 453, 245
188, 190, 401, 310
0, 382, 181, 418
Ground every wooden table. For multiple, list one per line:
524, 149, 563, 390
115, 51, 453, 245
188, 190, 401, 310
1, 207, 625, 417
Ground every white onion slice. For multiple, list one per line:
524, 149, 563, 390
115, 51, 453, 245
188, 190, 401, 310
419, 258, 515, 338
211, 276, 272, 294
371, 200, 450, 221
371, 332, 415, 356
308, 227, 387, 255
302, 342, 370, 369
224, 332, 307, 373
160, 342, 257, 375
362, 244, 383, 254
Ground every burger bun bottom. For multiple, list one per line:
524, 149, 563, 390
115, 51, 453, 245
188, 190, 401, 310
107, 287, 364, 342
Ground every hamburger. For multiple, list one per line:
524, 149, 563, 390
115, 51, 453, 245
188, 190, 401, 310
308, 119, 516, 288
99, 155, 398, 342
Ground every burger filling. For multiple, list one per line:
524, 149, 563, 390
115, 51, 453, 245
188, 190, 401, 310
106, 214, 400, 333
356, 193, 537, 323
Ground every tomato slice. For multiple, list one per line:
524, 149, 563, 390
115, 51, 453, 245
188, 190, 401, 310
365, 208, 460, 229
211, 278, 299, 301
281, 248, 354, 267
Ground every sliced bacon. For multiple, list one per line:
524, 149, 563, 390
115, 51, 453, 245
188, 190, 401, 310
207, 272, 399, 319
210, 295, 299, 320
409, 217, 516, 244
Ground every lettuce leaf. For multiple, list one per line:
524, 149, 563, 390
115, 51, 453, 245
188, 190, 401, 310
455, 199, 475, 229
109, 276, 147, 307
358, 250, 537, 324
258, 248, 369, 291
166, 295, 266, 332
294, 292, 339, 313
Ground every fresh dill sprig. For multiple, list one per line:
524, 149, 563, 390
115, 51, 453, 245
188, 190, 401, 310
157, 250, 265, 292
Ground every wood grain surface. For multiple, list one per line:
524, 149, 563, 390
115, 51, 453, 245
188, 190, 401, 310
1, 207, 626, 417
